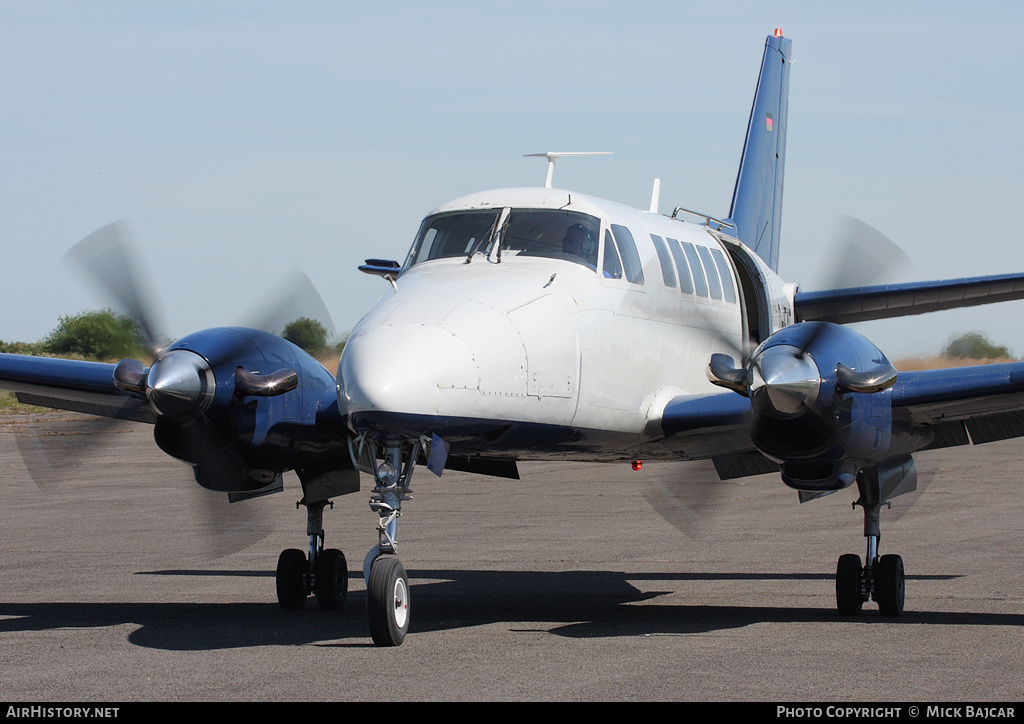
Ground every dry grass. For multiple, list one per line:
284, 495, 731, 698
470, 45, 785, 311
0, 390, 48, 415
317, 353, 341, 374
892, 356, 1018, 371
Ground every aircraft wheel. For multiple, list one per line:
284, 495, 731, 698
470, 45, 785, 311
276, 548, 308, 610
874, 554, 905, 617
367, 556, 410, 647
315, 548, 348, 610
836, 553, 864, 616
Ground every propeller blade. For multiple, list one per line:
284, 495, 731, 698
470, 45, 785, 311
641, 460, 773, 539
795, 215, 911, 357
13, 414, 129, 492
238, 268, 336, 341
818, 214, 911, 291
64, 221, 166, 356
9, 414, 270, 557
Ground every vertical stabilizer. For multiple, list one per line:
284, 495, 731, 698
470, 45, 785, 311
725, 33, 792, 272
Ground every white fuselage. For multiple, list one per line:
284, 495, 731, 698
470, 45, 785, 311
339, 187, 791, 461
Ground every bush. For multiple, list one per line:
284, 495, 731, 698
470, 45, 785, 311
282, 317, 329, 355
44, 309, 146, 361
0, 340, 47, 355
941, 331, 1011, 360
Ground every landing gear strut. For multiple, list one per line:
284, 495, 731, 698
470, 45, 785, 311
352, 435, 424, 647
835, 463, 909, 617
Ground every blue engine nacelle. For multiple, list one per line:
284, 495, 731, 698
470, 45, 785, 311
715, 322, 900, 492
141, 327, 353, 494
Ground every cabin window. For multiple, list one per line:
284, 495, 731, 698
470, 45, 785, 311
697, 246, 722, 300
602, 230, 623, 279
501, 210, 600, 270
610, 224, 644, 285
681, 242, 708, 297
404, 210, 501, 268
666, 238, 694, 294
649, 235, 677, 288
710, 248, 736, 303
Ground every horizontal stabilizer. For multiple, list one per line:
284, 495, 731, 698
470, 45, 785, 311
794, 272, 1024, 325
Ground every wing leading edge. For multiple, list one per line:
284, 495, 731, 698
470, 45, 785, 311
794, 272, 1024, 325
0, 353, 154, 423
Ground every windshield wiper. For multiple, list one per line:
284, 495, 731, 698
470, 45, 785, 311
465, 211, 502, 264
494, 211, 512, 263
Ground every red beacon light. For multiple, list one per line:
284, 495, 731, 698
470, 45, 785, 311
774, 28, 783, 38
631, 460, 642, 471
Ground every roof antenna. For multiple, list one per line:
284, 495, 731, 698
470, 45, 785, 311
649, 178, 661, 213
524, 151, 612, 189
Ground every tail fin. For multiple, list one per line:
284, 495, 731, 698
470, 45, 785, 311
725, 32, 792, 272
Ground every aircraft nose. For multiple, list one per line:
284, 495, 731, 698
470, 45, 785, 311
339, 322, 480, 418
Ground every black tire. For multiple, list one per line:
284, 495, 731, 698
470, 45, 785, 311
366, 557, 410, 647
276, 548, 308, 610
836, 553, 864, 616
874, 554, 905, 617
315, 548, 348, 610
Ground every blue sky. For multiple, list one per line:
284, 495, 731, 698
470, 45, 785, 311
2, 1, 1022, 359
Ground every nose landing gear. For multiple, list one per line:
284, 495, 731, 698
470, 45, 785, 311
352, 435, 425, 647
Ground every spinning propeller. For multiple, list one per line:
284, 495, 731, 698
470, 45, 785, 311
650, 216, 917, 535
15, 221, 341, 555
707, 215, 908, 420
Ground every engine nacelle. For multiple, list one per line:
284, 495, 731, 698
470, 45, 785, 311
145, 327, 354, 494
710, 322, 898, 491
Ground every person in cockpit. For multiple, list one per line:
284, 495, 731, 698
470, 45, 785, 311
561, 223, 598, 270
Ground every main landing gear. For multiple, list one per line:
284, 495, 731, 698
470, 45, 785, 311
834, 462, 910, 617
276, 499, 349, 611
274, 435, 421, 647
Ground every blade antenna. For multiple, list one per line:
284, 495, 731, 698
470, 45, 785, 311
523, 152, 612, 189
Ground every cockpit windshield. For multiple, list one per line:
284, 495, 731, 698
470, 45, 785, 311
403, 208, 602, 271
402, 210, 500, 269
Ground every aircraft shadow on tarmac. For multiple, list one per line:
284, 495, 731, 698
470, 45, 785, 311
0, 567, 1018, 651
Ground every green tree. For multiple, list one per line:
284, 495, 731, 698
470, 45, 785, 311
282, 317, 328, 355
941, 331, 1011, 360
44, 309, 146, 361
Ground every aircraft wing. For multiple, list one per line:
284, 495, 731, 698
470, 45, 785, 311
657, 359, 1024, 479
0, 353, 155, 423
889, 361, 1024, 447
654, 392, 776, 479
794, 272, 1024, 325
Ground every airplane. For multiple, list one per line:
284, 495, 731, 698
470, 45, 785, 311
4, 30, 1024, 647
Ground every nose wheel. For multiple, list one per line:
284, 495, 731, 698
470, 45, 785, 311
366, 556, 411, 646
351, 434, 427, 646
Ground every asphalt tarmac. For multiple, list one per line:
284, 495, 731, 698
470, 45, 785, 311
0, 412, 1021, 702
